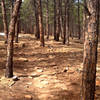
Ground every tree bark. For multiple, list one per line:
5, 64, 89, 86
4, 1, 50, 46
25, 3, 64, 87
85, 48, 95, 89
78, 0, 81, 39
5, 0, 22, 78
54, 0, 57, 40
63, 0, 69, 45
56, 0, 61, 41
46, 0, 50, 39
15, 13, 20, 43
37, 0, 44, 47
81, 0, 99, 99
63, 0, 67, 44
59, 0, 63, 39
1, 0, 8, 43
67, 0, 70, 45
33, 0, 40, 39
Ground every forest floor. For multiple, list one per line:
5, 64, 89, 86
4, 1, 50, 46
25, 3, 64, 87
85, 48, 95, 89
0, 34, 100, 100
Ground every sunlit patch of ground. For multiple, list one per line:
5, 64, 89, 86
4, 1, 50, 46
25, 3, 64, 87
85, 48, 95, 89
0, 34, 100, 100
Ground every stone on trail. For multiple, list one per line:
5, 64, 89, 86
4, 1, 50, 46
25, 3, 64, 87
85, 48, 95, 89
27, 82, 32, 85
28, 76, 33, 79
19, 43, 26, 48
19, 58, 28, 62
12, 76, 19, 81
40, 80, 49, 85
37, 69, 43, 73
24, 95, 32, 100
24, 69, 28, 71
63, 67, 69, 72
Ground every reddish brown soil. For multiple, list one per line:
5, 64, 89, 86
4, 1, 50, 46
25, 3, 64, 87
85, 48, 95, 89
0, 34, 100, 100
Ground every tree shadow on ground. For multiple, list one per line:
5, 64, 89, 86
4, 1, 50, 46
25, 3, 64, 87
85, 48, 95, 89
51, 89, 80, 100
13, 51, 83, 73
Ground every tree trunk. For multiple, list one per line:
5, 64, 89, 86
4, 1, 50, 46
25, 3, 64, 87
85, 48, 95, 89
56, 0, 61, 41
63, 0, 69, 45
54, 0, 57, 40
15, 13, 20, 43
37, 0, 44, 47
46, 0, 50, 39
5, 0, 22, 78
33, 0, 40, 39
97, 0, 99, 35
81, 0, 99, 99
63, 0, 67, 44
11, 0, 15, 16
59, 0, 63, 39
67, 0, 70, 45
1, 0, 8, 43
78, 0, 81, 39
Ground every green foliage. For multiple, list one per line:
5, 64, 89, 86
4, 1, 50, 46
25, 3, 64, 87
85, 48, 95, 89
0, 0, 87, 32
20, 0, 34, 25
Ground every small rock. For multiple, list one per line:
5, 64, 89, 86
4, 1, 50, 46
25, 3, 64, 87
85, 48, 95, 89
28, 76, 33, 79
27, 82, 32, 85
40, 75, 48, 78
19, 58, 28, 62
37, 69, 43, 73
24, 85, 29, 88
49, 55, 54, 59
24, 95, 32, 100
24, 59, 28, 62
67, 70, 75, 74
63, 67, 69, 72
20, 43, 26, 48
12, 76, 19, 81
24, 69, 27, 71
40, 80, 48, 85
22, 43, 25, 47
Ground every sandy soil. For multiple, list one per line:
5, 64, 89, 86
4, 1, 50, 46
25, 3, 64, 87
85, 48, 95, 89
0, 34, 100, 100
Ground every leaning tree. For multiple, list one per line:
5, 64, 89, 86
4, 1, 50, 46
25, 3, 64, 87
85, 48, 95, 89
5, 0, 22, 78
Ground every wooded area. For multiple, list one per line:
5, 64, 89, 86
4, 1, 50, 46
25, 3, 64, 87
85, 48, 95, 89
0, 0, 100, 100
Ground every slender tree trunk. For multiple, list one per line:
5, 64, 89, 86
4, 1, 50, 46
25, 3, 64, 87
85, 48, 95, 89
5, 0, 22, 78
33, 0, 40, 39
15, 13, 20, 43
54, 0, 57, 40
37, 0, 44, 47
71, 20, 74, 39
59, 0, 63, 39
56, 0, 61, 41
81, 0, 99, 99
63, 0, 67, 44
97, 0, 99, 35
1, 0, 8, 43
11, 0, 15, 16
78, 0, 81, 39
46, 0, 50, 39
71, 14, 74, 39
66, 0, 70, 45
63, 0, 69, 45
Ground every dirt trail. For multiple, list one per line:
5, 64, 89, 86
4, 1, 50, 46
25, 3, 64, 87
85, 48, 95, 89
0, 34, 100, 100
